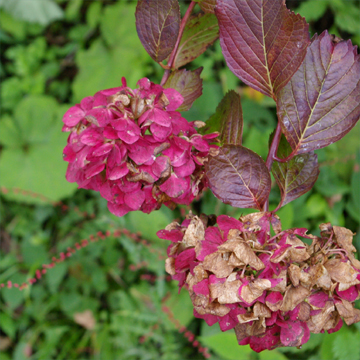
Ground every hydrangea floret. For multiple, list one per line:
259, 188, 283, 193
62, 77, 218, 217
158, 213, 360, 352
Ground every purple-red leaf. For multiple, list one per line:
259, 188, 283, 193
272, 135, 319, 208
205, 145, 271, 210
194, 0, 217, 14
135, 0, 180, 63
277, 31, 360, 155
163, 68, 203, 111
202, 91, 243, 146
173, 13, 219, 69
215, 0, 310, 98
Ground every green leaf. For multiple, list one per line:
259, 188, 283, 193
202, 90, 243, 146
332, 327, 360, 360
259, 350, 288, 360
296, 0, 328, 22
174, 13, 219, 69
200, 332, 252, 360
0, 96, 77, 203
0, 0, 63, 25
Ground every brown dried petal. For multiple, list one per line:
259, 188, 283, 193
286, 235, 310, 262
240, 212, 266, 231
288, 264, 301, 287
195, 301, 230, 317
335, 299, 356, 319
323, 311, 341, 332
209, 281, 223, 300
193, 264, 208, 283
333, 226, 360, 270
249, 319, 266, 336
228, 253, 245, 267
218, 280, 242, 304
203, 252, 234, 278
240, 279, 272, 304
233, 242, 264, 271
307, 301, 335, 333
280, 285, 311, 312
303, 263, 331, 290
183, 216, 205, 248
190, 290, 209, 308
234, 323, 250, 343
165, 257, 176, 275
271, 214, 282, 234
271, 269, 287, 293
343, 309, 360, 326
253, 302, 271, 318
165, 221, 182, 232
324, 258, 357, 283
298, 302, 311, 322
337, 278, 360, 292
238, 312, 259, 324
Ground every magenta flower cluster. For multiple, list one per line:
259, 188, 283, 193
62, 78, 218, 217
159, 213, 360, 352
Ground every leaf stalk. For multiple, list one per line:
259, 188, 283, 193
160, 1, 196, 86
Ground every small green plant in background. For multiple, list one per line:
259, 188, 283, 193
1, 1, 359, 360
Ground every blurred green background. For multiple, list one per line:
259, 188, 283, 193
0, 1, 359, 359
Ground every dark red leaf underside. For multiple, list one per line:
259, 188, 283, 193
136, 0, 180, 62
163, 68, 203, 111
215, 0, 310, 98
173, 13, 219, 69
277, 31, 360, 155
272, 136, 319, 207
202, 91, 243, 145
205, 145, 271, 210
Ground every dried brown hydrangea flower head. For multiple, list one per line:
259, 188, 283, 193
158, 212, 360, 352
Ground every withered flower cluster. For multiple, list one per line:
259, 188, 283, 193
158, 212, 360, 352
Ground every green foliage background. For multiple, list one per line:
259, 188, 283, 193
0, 1, 359, 359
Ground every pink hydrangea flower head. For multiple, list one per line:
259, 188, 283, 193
62, 77, 218, 216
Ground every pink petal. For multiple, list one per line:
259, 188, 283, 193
159, 174, 189, 198
85, 162, 105, 178
173, 158, 195, 177
80, 96, 94, 111
193, 279, 210, 297
157, 229, 184, 242
174, 248, 196, 272
128, 140, 154, 165
217, 215, 244, 239
107, 201, 131, 217
308, 291, 329, 308
280, 321, 310, 347
150, 122, 172, 141
80, 127, 103, 146
86, 108, 111, 127
197, 227, 224, 261
137, 77, 151, 90
149, 108, 172, 127
108, 163, 129, 180
107, 143, 127, 168
124, 189, 145, 210
63, 144, 76, 162
336, 285, 359, 302
103, 126, 118, 139
152, 156, 171, 178
92, 143, 113, 157
63, 104, 84, 127
190, 135, 210, 152
163, 88, 183, 111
